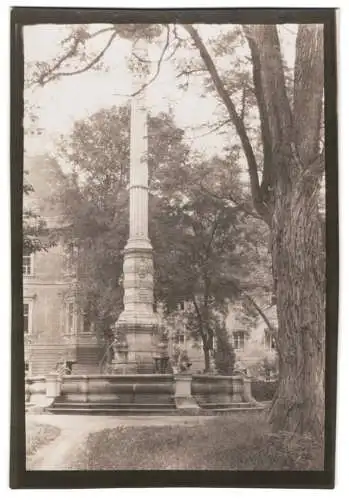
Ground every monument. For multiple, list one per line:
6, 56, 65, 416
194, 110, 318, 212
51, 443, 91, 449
112, 40, 162, 373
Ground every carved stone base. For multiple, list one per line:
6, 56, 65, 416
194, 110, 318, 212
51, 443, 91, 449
113, 321, 161, 374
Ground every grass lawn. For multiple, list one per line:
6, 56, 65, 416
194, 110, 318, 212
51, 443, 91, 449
26, 421, 61, 458
70, 412, 323, 470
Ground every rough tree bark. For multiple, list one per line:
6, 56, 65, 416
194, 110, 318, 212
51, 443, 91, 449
203, 343, 211, 373
249, 24, 325, 440
192, 296, 213, 372
185, 24, 325, 440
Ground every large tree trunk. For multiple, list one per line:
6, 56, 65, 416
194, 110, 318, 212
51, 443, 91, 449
185, 23, 325, 440
192, 296, 211, 372
250, 24, 325, 441
269, 165, 325, 439
203, 343, 210, 372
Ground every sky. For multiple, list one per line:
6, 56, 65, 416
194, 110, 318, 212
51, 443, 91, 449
23, 23, 297, 160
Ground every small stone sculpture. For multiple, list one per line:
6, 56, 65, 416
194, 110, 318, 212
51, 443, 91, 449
172, 345, 192, 374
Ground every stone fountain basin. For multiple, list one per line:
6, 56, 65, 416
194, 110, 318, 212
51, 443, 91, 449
26, 373, 252, 408
60, 374, 174, 404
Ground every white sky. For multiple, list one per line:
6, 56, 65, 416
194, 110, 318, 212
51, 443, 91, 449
23, 23, 297, 159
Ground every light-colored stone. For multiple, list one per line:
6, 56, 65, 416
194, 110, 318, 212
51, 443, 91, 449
242, 376, 257, 404
114, 40, 161, 370
45, 373, 61, 402
174, 374, 199, 410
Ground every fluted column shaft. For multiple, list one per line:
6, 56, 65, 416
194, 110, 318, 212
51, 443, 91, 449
129, 89, 149, 241
116, 40, 159, 348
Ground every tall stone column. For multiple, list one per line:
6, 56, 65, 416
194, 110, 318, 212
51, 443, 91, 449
113, 40, 160, 373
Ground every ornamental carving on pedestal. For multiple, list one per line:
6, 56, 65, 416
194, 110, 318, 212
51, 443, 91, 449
136, 258, 153, 280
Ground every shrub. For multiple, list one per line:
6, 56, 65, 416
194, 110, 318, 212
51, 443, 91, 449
251, 380, 278, 401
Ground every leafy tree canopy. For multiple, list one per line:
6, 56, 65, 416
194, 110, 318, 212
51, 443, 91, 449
49, 105, 271, 352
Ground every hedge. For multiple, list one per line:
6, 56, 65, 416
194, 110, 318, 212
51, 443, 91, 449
251, 380, 278, 402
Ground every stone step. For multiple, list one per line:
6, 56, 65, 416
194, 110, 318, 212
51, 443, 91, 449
44, 399, 263, 416
52, 402, 176, 410
70, 365, 102, 375
199, 402, 255, 409
211, 406, 266, 413
46, 405, 264, 416
46, 405, 177, 416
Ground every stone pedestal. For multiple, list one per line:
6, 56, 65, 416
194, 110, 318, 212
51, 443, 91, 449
174, 374, 199, 410
242, 376, 257, 404
114, 322, 159, 373
80, 375, 89, 403
45, 373, 61, 403
232, 376, 243, 403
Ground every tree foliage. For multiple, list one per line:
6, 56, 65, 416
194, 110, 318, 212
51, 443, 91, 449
51, 105, 192, 336
50, 105, 271, 365
23, 98, 55, 254
23, 170, 57, 254
150, 153, 271, 370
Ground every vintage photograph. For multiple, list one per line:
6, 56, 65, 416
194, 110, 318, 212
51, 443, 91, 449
12, 9, 337, 485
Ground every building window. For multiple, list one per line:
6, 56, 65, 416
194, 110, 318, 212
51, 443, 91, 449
82, 308, 92, 332
82, 315, 91, 333
232, 331, 245, 350
264, 329, 277, 350
177, 301, 185, 311
178, 334, 185, 345
64, 244, 78, 275
173, 332, 185, 346
65, 302, 75, 334
23, 250, 33, 275
23, 301, 32, 335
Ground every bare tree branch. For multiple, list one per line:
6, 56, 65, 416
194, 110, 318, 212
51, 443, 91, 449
176, 67, 207, 79
164, 26, 184, 61
294, 25, 324, 166
204, 211, 221, 258
132, 52, 154, 64
191, 118, 231, 139
222, 279, 277, 333
37, 29, 119, 86
243, 25, 274, 200
183, 24, 270, 225
240, 84, 247, 122
172, 23, 188, 43
113, 26, 171, 99
242, 293, 276, 334
199, 182, 263, 222
87, 26, 117, 40
36, 37, 81, 85
244, 25, 294, 185
130, 25, 170, 97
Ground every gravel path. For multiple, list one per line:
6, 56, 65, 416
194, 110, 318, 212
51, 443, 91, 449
26, 414, 214, 470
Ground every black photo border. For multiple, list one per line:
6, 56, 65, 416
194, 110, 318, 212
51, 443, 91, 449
10, 7, 339, 490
